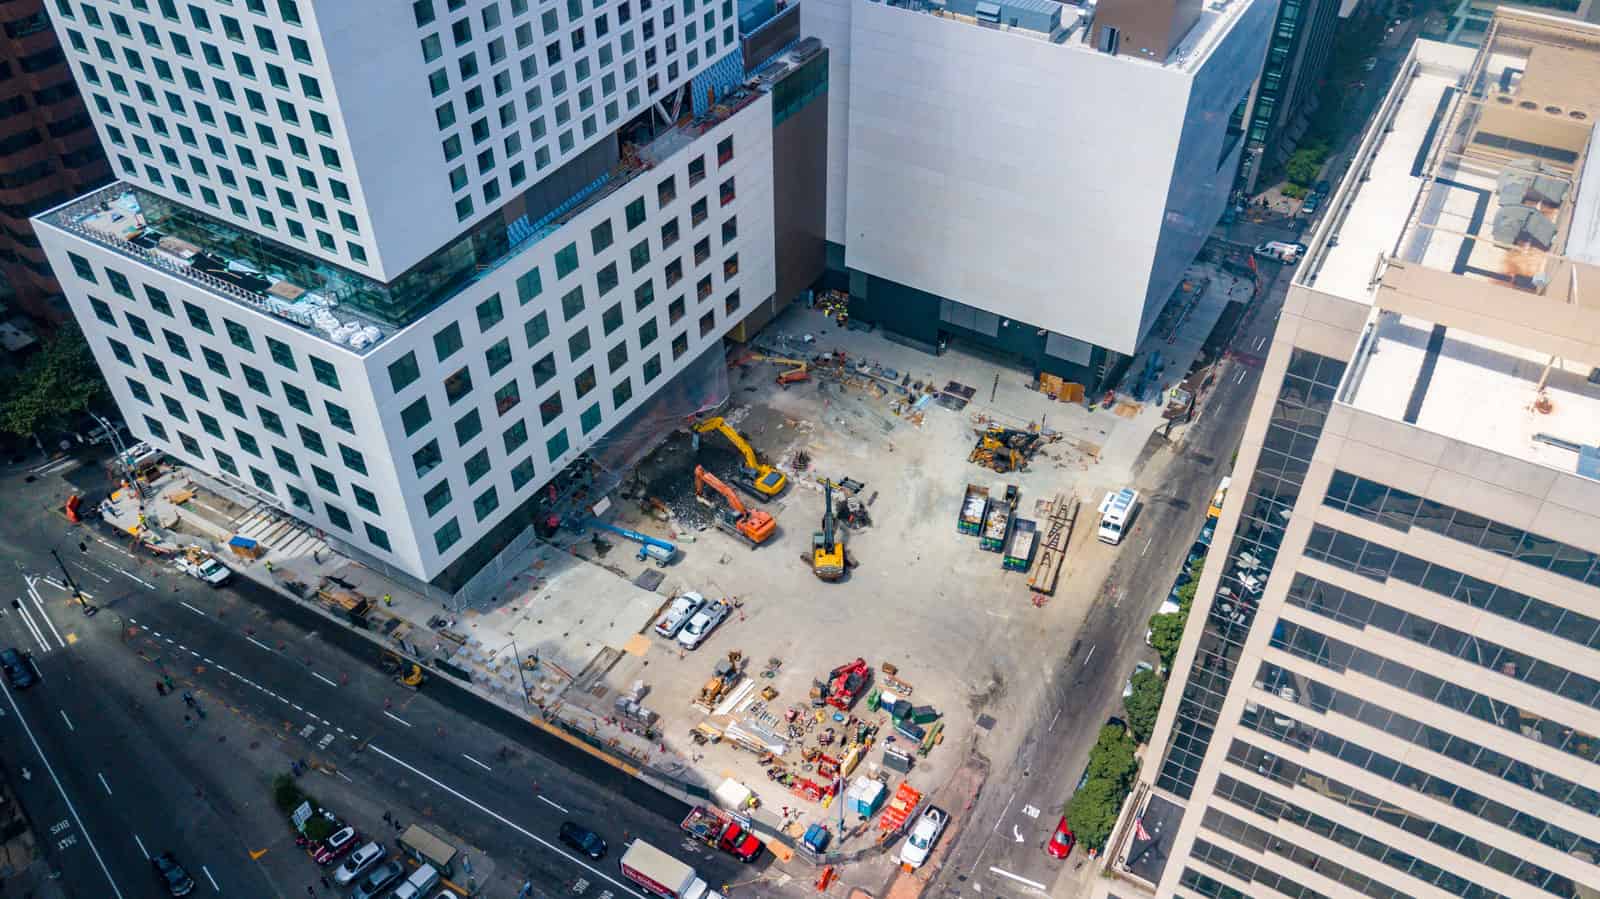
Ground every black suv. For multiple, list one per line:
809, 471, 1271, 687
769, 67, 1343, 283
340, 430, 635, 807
152, 852, 195, 896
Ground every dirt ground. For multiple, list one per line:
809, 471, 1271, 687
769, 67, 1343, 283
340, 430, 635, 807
556, 303, 1151, 857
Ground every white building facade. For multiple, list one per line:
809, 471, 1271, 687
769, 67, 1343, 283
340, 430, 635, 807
35, 0, 825, 588
804, 0, 1274, 382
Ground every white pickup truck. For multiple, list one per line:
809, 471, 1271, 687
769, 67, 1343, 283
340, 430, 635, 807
176, 552, 232, 586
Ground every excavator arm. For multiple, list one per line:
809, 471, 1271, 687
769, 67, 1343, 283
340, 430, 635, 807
695, 465, 776, 546
692, 416, 787, 498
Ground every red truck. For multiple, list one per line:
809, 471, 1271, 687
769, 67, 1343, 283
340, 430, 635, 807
681, 806, 762, 862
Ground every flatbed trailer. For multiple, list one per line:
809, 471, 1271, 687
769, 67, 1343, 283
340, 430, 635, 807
1027, 494, 1079, 594
1003, 519, 1037, 571
980, 494, 1012, 552
957, 484, 989, 536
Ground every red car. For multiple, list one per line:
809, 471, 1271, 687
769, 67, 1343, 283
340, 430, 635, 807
313, 826, 360, 865
1045, 817, 1076, 859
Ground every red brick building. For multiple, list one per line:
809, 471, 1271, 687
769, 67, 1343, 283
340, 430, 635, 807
0, 1, 109, 323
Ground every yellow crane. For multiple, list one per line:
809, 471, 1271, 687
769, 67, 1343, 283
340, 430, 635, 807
692, 416, 787, 499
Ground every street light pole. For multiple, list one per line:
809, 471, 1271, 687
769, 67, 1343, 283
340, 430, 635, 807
88, 410, 143, 502
46, 548, 95, 617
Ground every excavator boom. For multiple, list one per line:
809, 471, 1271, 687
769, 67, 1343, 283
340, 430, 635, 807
694, 465, 775, 546
692, 417, 787, 498
811, 480, 845, 580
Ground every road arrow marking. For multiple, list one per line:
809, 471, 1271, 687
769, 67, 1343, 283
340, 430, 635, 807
1012, 825, 1024, 843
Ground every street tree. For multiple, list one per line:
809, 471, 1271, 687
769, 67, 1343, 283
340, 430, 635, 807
1147, 612, 1187, 669
1086, 724, 1139, 790
1064, 777, 1124, 852
0, 325, 107, 438
1123, 668, 1167, 744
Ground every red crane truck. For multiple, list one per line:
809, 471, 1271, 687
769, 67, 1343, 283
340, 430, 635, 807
681, 806, 763, 862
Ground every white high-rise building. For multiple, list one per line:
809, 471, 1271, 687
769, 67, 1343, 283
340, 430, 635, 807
34, 0, 828, 589
804, 0, 1275, 384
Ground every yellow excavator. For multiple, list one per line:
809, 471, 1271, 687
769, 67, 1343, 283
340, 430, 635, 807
811, 480, 846, 581
692, 416, 787, 499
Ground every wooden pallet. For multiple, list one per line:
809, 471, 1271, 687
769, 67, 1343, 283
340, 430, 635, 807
1027, 493, 1079, 595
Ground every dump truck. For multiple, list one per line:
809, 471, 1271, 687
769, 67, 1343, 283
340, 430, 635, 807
681, 806, 762, 862
619, 840, 711, 899
957, 483, 990, 536
980, 486, 1014, 552
1003, 519, 1037, 572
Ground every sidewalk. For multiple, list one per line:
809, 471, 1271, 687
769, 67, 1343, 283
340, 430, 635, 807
93, 466, 699, 785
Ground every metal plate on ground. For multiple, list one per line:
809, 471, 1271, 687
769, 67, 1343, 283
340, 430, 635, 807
633, 569, 665, 592
976, 714, 996, 731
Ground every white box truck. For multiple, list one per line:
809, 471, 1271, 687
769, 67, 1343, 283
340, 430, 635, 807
619, 840, 715, 899
1097, 488, 1139, 545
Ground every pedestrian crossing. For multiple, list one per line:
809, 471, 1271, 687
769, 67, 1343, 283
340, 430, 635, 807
227, 503, 329, 561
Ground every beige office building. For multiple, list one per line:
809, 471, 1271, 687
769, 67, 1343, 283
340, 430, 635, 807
1096, 9, 1600, 899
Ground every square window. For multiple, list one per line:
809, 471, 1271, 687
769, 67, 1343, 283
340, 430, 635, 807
613, 376, 633, 408
287, 484, 312, 511
486, 338, 513, 375
597, 262, 619, 296
555, 242, 579, 278
561, 286, 585, 321
389, 352, 421, 392
445, 367, 474, 404
517, 267, 543, 304
643, 354, 662, 383
533, 352, 557, 387
568, 327, 591, 360
465, 448, 491, 483
259, 407, 286, 437
580, 402, 602, 433
473, 486, 500, 521
214, 449, 239, 477
495, 380, 522, 414
434, 322, 464, 360
414, 440, 444, 479
353, 485, 379, 514
235, 429, 260, 457
455, 408, 483, 445
401, 397, 432, 436
312, 465, 339, 495
424, 480, 453, 516
242, 364, 270, 396
297, 424, 326, 456
672, 332, 688, 359
575, 365, 596, 398
525, 311, 550, 347
273, 446, 300, 475
365, 523, 391, 551
265, 336, 296, 370
476, 294, 505, 331
339, 444, 367, 475
325, 402, 354, 433
607, 341, 628, 373
324, 505, 351, 532
591, 219, 614, 254
434, 518, 462, 553
310, 356, 340, 389
202, 347, 229, 376
250, 467, 274, 493
546, 428, 569, 462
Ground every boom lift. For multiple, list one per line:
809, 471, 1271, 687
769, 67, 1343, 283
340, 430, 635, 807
694, 465, 776, 547
811, 480, 846, 581
749, 353, 810, 385
692, 416, 787, 499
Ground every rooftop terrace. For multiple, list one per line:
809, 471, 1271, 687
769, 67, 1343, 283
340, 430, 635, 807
1319, 10, 1600, 482
39, 68, 779, 355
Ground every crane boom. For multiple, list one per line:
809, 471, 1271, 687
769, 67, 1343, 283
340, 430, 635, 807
694, 465, 775, 546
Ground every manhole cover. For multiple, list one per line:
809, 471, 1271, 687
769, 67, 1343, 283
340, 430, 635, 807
976, 714, 996, 731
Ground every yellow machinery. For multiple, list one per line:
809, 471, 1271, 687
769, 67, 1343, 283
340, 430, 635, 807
811, 480, 846, 581
749, 353, 810, 385
692, 416, 787, 499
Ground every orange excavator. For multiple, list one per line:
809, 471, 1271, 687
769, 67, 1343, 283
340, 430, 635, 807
694, 465, 777, 547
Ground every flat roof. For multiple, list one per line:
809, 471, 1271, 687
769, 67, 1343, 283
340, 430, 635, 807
1330, 10, 1600, 482
873, 0, 1255, 70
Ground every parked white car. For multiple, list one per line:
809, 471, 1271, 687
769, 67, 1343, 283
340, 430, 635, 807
676, 600, 730, 650
654, 592, 706, 638
898, 807, 947, 869
333, 842, 386, 886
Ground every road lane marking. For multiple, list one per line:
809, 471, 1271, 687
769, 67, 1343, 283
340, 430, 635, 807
988, 867, 1047, 891
98, 773, 112, 795
25, 579, 66, 648
70, 562, 111, 584
59, 710, 74, 732
133, 835, 149, 859
537, 795, 569, 813
312, 672, 339, 687
383, 711, 413, 728
1082, 645, 1096, 666
179, 602, 206, 617
202, 865, 219, 891
462, 753, 492, 772
1049, 708, 1062, 732
0, 680, 124, 898
1140, 536, 1153, 557
246, 637, 274, 653
992, 791, 1016, 833
367, 745, 643, 898
108, 565, 155, 590
14, 602, 50, 653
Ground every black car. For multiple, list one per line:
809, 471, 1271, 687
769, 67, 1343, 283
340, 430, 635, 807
0, 648, 38, 689
559, 821, 608, 860
152, 851, 195, 897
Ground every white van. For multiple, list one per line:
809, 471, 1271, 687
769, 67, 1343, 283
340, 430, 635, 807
1097, 489, 1139, 545
390, 864, 440, 899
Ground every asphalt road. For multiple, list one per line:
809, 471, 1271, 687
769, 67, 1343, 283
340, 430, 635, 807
929, 262, 1295, 899
0, 463, 764, 899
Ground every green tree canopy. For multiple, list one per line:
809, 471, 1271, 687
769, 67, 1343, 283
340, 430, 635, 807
1285, 148, 1324, 187
1148, 612, 1187, 670
0, 325, 108, 437
1086, 724, 1139, 791
1176, 558, 1204, 614
1065, 777, 1124, 851
1123, 667, 1167, 744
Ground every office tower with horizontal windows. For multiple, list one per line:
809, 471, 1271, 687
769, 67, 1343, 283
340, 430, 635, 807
1095, 10, 1600, 899
33, 0, 826, 589
802, 0, 1274, 385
